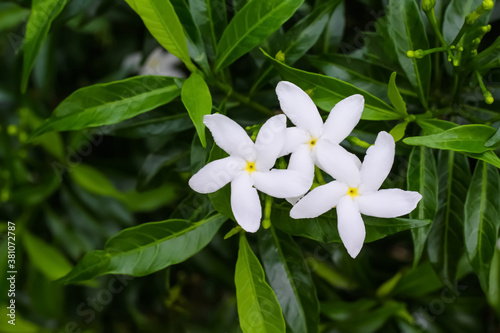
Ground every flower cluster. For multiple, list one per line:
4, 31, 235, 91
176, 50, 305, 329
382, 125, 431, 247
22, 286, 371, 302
189, 81, 422, 258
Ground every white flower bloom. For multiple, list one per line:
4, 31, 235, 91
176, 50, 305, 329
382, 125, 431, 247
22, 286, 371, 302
290, 131, 422, 258
276, 81, 365, 191
140, 47, 187, 78
189, 114, 310, 232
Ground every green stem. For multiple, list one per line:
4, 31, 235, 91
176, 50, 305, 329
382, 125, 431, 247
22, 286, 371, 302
315, 167, 326, 185
262, 195, 274, 229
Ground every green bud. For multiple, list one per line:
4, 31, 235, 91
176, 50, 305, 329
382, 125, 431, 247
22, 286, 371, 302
471, 50, 478, 56
275, 50, 285, 62
422, 0, 436, 11
473, 38, 481, 45
7, 125, 18, 136
482, 25, 491, 33
458, 46, 464, 52
406, 50, 415, 58
482, 0, 494, 11
485, 92, 494, 104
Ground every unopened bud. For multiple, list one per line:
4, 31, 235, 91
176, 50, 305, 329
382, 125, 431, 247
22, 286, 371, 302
482, 0, 494, 11
275, 51, 285, 62
422, 0, 436, 11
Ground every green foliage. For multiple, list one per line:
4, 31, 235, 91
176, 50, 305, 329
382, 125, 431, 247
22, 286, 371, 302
2, 0, 500, 331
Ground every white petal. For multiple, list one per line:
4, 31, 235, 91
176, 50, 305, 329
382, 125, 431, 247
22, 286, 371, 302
252, 170, 310, 198
189, 157, 245, 193
356, 189, 422, 218
281, 127, 310, 156
290, 181, 349, 219
276, 81, 323, 137
322, 94, 364, 144
315, 139, 361, 187
231, 174, 262, 232
349, 152, 362, 169
359, 131, 395, 193
337, 196, 366, 258
288, 144, 315, 186
255, 115, 286, 171
204, 114, 255, 159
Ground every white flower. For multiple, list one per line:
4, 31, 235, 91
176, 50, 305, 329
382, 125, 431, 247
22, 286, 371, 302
139, 47, 187, 78
290, 131, 422, 258
189, 114, 310, 232
275, 81, 365, 190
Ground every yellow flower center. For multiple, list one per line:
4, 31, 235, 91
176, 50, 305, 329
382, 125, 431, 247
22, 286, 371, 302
308, 137, 318, 150
347, 187, 359, 198
245, 161, 257, 173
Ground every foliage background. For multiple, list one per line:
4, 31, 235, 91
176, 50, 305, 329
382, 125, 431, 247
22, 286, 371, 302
1, 0, 500, 332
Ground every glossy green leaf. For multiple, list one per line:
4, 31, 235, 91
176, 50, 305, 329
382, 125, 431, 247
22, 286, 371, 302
21, 0, 66, 92
235, 233, 286, 333
59, 214, 226, 284
214, 0, 304, 71
416, 119, 500, 169
124, 0, 195, 71
264, 50, 402, 120
70, 164, 125, 201
387, 0, 430, 108
391, 262, 443, 298
170, 0, 210, 73
258, 227, 319, 333
29, 76, 182, 140
271, 204, 430, 243
137, 145, 188, 190
189, 0, 228, 61
23, 232, 73, 281
464, 161, 500, 290
389, 121, 409, 142
274, 0, 339, 65
427, 151, 470, 283
403, 124, 497, 153
98, 112, 193, 138
485, 126, 500, 148
387, 72, 407, 115
181, 72, 212, 147
407, 146, 438, 266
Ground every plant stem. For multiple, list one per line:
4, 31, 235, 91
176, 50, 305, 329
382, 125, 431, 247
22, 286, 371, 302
215, 81, 275, 116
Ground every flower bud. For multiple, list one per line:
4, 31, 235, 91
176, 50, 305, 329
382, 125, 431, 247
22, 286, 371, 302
422, 0, 436, 12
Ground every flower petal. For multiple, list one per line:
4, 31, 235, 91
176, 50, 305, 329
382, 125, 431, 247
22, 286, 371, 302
255, 114, 286, 171
356, 189, 422, 218
322, 94, 364, 144
359, 131, 395, 193
337, 196, 366, 258
276, 81, 323, 137
204, 114, 255, 159
231, 174, 262, 232
252, 169, 310, 198
189, 157, 245, 193
281, 127, 310, 156
315, 139, 361, 187
290, 181, 348, 219
289, 144, 315, 185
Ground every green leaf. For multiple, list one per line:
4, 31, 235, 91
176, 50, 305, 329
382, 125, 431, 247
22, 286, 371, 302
214, 0, 304, 71
258, 227, 319, 333
403, 124, 497, 153
124, 0, 195, 71
387, 0, 430, 108
70, 164, 125, 200
181, 72, 212, 147
170, 0, 210, 73
189, 0, 228, 61
21, 0, 66, 93
387, 72, 407, 115
442, 0, 481, 44
273, 0, 340, 65
389, 121, 409, 142
464, 161, 500, 290
407, 146, 439, 266
271, 204, 430, 243
23, 232, 73, 281
467, 36, 500, 70
427, 151, 470, 283
488, 245, 500, 316
28, 76, 182, 140
0, 3, 30, 31
485, 126, 500, 148
235, 233, 286, 333
59, 214, 226, 284
263, 50, 402, 120
98, 112, 193, 138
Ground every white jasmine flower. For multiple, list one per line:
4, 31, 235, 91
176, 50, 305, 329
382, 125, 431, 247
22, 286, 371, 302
276, 81, 364, 189
140, 47, 187, 78
290, 131, 422, 258
189, 114, 310, 232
